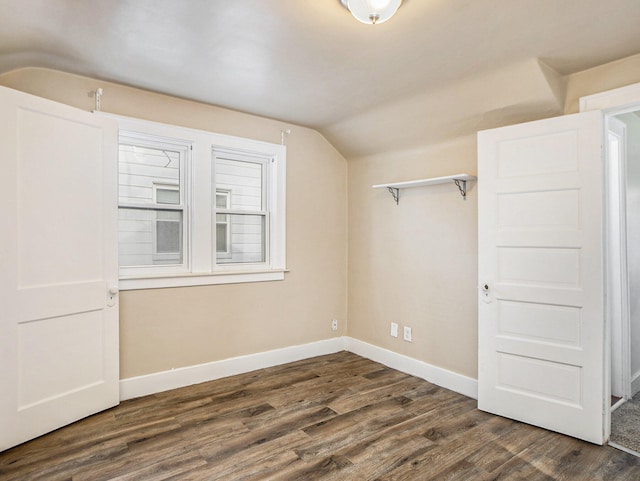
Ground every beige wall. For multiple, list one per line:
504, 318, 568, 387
0, 68, 348, 379
347, 137, 479, 378
565, 53, 640, 114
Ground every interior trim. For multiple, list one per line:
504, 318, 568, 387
120, 337, 478, 401
345, 338, 478, 400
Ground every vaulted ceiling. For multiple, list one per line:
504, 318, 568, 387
2, 0, 640, 157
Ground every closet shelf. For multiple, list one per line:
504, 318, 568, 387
372, 174, 477, 204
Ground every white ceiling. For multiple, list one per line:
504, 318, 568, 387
2, 0, 640, 157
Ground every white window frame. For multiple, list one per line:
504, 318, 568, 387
103, 113, 286, 290
118, 133, 190, 277
212, 150, 271, 270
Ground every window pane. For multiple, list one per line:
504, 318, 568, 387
214, 157, 263, 212
156, 211, 181, 254
118, 208, 183, 266
216, 214, 265, 264
215, 192, 229, 209
156, 188, 180, 205
119, 144, 181, 205
216, 223, 228, 253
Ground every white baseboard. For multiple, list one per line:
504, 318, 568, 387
120, 337, 347, 400
344, 338, 478, 400
120, 336, 478, 401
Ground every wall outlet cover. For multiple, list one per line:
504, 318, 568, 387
390, 322, 398, 337
403, 326, 412, 342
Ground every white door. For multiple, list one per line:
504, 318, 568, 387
0, 86, 119, 451
478, 110, 605, 444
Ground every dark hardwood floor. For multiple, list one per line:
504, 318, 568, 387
1, 351, 639, 480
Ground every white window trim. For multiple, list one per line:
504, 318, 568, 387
120, 269, 287, 289
98, 112, 287, 290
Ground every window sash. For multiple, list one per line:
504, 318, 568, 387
212, 149, 271, 269
118, 204, 186, 271
117, 130, 190, 276
214, 212, 268, 266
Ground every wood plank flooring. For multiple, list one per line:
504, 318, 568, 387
1, 351, 640, 480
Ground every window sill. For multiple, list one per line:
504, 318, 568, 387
119, 269, 289, 291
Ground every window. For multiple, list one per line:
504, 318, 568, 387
213, 151, 268, 266
117, 136, 188, 274
113, 115, 286, 289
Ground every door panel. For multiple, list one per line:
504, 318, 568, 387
17, 108, 105, 286
0, 86, 119, 451
18, 311, 105, 408
478, 110, 605, 444
497, 301, 581, 346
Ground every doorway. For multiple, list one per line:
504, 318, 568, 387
608, 108, 640, 455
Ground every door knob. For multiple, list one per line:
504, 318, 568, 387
480, 283, 492, 304
107, 284, 119, 307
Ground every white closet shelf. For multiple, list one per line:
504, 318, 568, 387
372, 173, 477, 204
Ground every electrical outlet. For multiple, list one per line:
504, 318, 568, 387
331, 319, 338, 331
403, 326, 412, 342
390, 322, 398, 338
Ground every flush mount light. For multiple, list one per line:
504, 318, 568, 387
339, 0, 403, 25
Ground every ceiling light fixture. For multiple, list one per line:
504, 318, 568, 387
339, 0, 403, 25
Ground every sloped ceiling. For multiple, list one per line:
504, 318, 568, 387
1, 0, 640, 158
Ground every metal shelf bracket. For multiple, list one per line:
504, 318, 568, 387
387, 187, 400, 204
453, 179, 468, 199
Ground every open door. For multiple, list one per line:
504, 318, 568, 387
0, 86, 119, 451
478, 110, 605, 444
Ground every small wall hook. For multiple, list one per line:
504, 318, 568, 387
95, 88, 103, 112
280, 128, 291, 145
